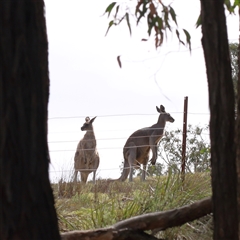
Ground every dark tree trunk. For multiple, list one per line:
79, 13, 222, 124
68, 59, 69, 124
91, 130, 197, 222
0, 0, 60, 239
237, 7, 240, 237
200, 0, 239, 239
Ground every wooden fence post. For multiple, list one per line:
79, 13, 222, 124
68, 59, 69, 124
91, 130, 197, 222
181, 97, 188, 181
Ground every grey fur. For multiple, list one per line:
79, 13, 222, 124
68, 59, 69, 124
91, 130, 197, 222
119, 105, 174, 182
73, 116, 99, 183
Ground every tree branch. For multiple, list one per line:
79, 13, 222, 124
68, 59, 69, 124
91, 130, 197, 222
61, 228, 159, 240
61, 197, 212, 240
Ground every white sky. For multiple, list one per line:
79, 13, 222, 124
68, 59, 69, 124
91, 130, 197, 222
45, 0, 239, 182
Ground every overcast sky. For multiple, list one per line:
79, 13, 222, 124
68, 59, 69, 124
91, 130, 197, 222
45, 0, 239, 182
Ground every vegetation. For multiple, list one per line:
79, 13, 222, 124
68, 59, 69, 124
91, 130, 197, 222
158, 125, 210, 174
130, 125, 210, 177
1, 0, 239, 238
55, 173, 212, 239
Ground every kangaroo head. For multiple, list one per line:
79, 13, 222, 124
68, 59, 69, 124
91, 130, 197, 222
156, 105, 175, 123
81, 116, 97, 131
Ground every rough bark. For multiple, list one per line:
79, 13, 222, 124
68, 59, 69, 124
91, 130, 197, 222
237, 7, 240, 237
200, 0, 239, 239
0, 0, 60, 239
61, 197, 212, 240
62, 229, 159, 240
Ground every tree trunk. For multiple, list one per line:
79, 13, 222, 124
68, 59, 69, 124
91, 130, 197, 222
0, 0, 60, 239
200, 0, 239, 239
237, 6, 240, 237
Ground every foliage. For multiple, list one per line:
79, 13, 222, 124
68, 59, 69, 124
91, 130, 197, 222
103, 0, 191, 50
158, 125, 211, 174
224, 0, 240, 13
55, 173, 212, 239
104, 0, 239, 53
145, 162, 165, 176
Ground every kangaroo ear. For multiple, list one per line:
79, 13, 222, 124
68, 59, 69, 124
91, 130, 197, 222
90, 116, 97, 123
156, 105, 165, 113
160, 105, 165, 112
85, 116, 90, 123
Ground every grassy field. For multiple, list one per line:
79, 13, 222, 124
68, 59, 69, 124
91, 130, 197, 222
53, 172, 212, 239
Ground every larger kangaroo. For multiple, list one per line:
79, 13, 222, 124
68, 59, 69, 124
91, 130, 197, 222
73, 116, 100, 184
119, 105, 174, 182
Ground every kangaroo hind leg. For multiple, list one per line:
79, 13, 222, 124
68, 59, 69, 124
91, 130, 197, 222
80, 172, 89, 183
73, 170, 78, 183
92, 170, 97, 184
126, 144, 137, 182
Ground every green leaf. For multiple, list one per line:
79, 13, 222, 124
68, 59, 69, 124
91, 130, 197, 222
183, 29, 191, 51
156, 17, 163, 30
224, 0, 236, 13
136, 10, 145, 25
104, 2, 117, 17
136, 0, 148, 25
234, 0, 240, 7
125, 13, 132, 35
225, 0, 231, 8
169, 6, 177, 25
163, 8, 171, 31
147, 14, 156, 36
235, 0, 240, 5
105, 20, 115, 36
195, 14, 201, 28
175, 29, 185, 46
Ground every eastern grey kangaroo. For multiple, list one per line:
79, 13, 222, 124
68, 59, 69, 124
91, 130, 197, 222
73, 116, 99, 183
119, 105, 174, 182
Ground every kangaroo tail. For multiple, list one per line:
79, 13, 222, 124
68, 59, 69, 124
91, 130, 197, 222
107, 157, 129, 182
117, 158, 130, 182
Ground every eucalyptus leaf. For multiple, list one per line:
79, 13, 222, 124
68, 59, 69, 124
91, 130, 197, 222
104, 2, 117, 17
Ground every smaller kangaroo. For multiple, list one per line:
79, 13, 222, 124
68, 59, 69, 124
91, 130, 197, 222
73, 116, 100, 184
119, 105, 174, 182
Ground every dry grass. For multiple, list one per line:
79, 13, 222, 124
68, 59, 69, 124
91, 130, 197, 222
53, 172, 213, 239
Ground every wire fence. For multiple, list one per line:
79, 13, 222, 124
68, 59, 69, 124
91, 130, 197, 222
48, 111, 210, 182
48, 112, 210, 121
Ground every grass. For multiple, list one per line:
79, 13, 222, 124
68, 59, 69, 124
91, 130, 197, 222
53, 172, 212, 239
